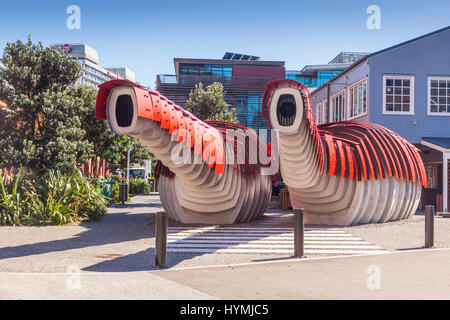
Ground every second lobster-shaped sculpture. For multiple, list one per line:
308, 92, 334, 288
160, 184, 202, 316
261, 79, 427, 226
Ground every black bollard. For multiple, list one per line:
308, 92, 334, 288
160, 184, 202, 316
425, 205, 434, 248
155, 211, 168, 267
119, 184, 128, 205
294, 208, 305, 258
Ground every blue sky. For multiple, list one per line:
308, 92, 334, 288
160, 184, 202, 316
0, 0, 449, 87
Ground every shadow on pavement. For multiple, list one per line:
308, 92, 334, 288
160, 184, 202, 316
0, 210, 154, 261
0, 194, 297, 272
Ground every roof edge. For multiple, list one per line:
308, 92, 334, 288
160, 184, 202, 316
368, 26, 450, 58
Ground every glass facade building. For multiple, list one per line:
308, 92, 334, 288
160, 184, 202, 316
286, 52, 369, 92
235, 91, 266, 131
286, 70, 342, 88
179, 64, 232, 77
157, 55, 285, 135
53, 43, 135, 88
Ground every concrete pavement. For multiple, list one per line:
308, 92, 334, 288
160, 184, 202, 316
1, 194, 449, 299
1, 249, 448, 299
155, 248, 450, 300
0, 271, 217, 300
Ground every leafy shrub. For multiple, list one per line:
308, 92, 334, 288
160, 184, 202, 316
129, 177, 151, 195
0, 168, 107, 226
91, 175, 130, 204
0, 168, 27, 225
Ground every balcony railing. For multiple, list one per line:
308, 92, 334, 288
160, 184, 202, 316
157, 74, 274, 88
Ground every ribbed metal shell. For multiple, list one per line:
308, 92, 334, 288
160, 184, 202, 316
262, 79, 426, 226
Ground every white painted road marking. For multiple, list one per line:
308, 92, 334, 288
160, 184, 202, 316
167, 226, 388, 256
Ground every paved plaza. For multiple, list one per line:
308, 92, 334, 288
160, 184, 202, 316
0, 194, 449, 299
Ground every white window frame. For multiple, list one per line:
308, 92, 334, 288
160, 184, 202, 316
382, 75, 415, 115
322, 99, 328, 123
348, 78, 368, 120
427, 76, 450, 116
331, 90, 346, 122
315, 103, 322, 124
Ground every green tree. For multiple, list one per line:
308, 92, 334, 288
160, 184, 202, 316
185, 82, 238, 123
0, 37, 92, 173
73, 84, 153, 172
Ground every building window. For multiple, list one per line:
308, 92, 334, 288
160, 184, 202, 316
179, 64, 232, 77
315, 103, 321, 124
349, 79, 367, 118
383, 75, 414, 115
322, 100, 328, 123
315, 100, 328, 124
235, 91, 267, 133
428, 77, 450, 115
331, 91, 345, 122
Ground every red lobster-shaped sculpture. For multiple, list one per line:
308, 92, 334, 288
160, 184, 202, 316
95, 80, 272, 224
262, 79, 427, 226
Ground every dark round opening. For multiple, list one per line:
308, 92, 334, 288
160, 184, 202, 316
115, 95, 134, 127
276, 94, 296, 126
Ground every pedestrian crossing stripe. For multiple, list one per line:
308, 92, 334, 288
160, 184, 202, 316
167, 227, 388, 256
167, 249, 388, 255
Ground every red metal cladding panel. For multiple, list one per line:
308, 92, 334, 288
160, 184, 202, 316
185, 117, 195, 148
160, 100, 171, 129
403, 142, 422, 184
345, 128, 379, 180
95, 87, 109, 120
325, 135, 337, 176
361, 141, 377, 180
152, 95, 163, 122
177, 112, 187, 143
365, 129, 388, 179
413, 147, 428, 187
336, 140, 347, 179
379, 130, 404, 180
381, 128, 409, 181
371, 129, 397, 178
134, 87, 154, 120
194, 123, 203, 155
208, 134, 217, 168
202, 129, 211, 162
345, 145, 355, 180
355, 144, 369, 181
390, 132, 415, 183
169, 105, 178, 135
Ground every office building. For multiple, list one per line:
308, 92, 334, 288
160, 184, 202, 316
286, 52, 369, 92
53, 43, 135, 87
156, 52, 285, 134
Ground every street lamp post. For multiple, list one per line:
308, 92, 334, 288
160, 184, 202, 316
127, 144, 134, 187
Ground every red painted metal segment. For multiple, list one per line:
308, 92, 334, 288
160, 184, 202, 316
325, 135, 337, 176
345, 145, 355, 180
337, 140, 346, 178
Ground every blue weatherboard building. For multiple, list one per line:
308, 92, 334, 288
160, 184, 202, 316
310, 26, 450, 213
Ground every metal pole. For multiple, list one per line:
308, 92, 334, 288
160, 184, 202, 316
155, 211, 167, 267
126, 149, 131, 186
425, 205, 434, 248
294, 208, 305, 257
443, 155, 448, 212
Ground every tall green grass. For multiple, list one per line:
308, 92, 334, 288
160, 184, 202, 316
0, 168, 27, 226
0, 168, 107, 226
